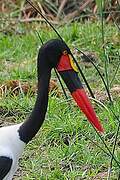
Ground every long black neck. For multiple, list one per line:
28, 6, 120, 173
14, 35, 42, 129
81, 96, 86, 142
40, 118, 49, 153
18, 68, 51, 144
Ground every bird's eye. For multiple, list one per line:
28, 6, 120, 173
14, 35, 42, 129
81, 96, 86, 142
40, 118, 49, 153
63, 50, 68, 55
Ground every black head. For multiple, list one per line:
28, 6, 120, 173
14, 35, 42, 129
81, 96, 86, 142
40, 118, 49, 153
37, 39, 104, 133
37, 39, 71, 73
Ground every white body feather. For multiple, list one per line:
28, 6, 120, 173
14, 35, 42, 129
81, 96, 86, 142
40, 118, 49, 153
0, 123, 25, 180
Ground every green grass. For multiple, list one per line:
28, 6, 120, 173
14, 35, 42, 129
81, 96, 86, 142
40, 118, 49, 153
0, 21, 120, 179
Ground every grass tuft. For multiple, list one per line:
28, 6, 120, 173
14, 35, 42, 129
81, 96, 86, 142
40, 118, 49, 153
0, 21, 120, 179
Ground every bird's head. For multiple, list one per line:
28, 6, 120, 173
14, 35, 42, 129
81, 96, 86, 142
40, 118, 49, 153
38, 39, 71, 70
38, 39, 104, 133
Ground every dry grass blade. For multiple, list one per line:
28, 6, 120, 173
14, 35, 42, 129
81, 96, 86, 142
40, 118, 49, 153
0, 0, 119, 23
64, 0, 92, 21
57, 0, 68, 18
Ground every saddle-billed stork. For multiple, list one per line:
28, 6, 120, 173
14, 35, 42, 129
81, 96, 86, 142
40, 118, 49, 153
0, 39, 104, 179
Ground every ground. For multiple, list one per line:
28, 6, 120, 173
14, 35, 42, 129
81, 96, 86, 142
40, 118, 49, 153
0, 21, 120, 179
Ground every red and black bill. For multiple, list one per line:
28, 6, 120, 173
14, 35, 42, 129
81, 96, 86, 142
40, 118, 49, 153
56, 52, 104, 133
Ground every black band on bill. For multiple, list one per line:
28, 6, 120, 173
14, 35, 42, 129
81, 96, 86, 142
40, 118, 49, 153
59, 70, 83, 93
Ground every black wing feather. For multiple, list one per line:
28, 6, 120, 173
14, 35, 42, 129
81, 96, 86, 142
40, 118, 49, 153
0, 156, 13, 180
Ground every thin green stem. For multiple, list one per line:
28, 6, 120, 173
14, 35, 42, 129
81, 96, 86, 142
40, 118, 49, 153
100, 0, 105, 45
107, 120, 120, 179
104, 48, 110, 94
109, 53, 120, 87
35, 30, 44, 44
